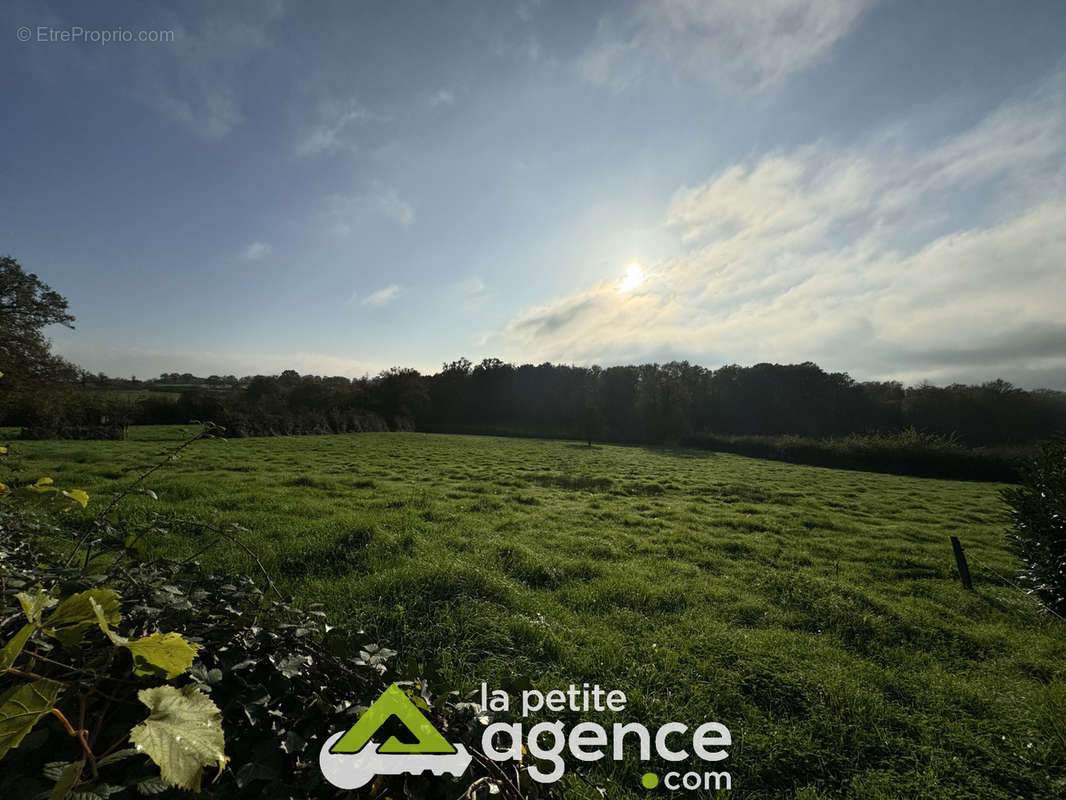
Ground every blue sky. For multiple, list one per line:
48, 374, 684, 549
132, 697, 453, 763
3, 1, 1065, 387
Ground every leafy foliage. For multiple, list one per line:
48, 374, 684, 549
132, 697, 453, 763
0, 255, 79, 423
129, 685, 226, 792
0, 678, 61, 759
1003, 438, 1066, 615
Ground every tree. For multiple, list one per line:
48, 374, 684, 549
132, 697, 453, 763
0, 256, 78, 421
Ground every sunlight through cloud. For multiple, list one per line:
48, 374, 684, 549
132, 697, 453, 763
618, 263, 645, 292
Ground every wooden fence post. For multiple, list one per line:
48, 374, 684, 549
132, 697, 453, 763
950, 536, 973, 591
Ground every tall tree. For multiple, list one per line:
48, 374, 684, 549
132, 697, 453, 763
0, 256, 78, 419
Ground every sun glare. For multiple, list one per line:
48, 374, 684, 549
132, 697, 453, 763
619, 263, 645, 292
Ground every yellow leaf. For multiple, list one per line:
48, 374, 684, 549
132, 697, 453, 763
62, 489, 89, 509
123, 633, 199, 679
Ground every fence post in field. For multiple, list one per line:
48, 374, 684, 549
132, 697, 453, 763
950, 536, 974, 591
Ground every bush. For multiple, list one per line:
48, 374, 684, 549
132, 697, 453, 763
1002, 438, 1066, 616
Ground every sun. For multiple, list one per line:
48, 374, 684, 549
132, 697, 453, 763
618, 263, 645, 292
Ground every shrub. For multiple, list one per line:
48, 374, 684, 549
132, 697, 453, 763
1002, 438, 1066, 616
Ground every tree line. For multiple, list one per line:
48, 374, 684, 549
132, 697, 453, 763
10, 358, 1062, 449
2, 255, 1064, 464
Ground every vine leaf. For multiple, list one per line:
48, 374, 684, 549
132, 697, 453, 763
17, 588, 58, 624
0, 679, 62, 759
123, 634, 200, 680
0, 623, 35, 671
89, 598, 198, 678
130, 685, 228, 792
42, 589, 121, 649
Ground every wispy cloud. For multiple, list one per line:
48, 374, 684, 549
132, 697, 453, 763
140, 1, 285, 139
324, 182, 415, 235
295, 97, 374, 157
358, 284, 402, 307
241, 241, 272, 261
492, 72, 1066, 388
579, 0, 876, 93
372, 183, 415, 227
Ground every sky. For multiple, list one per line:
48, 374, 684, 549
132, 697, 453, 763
2, 0, 1065, 388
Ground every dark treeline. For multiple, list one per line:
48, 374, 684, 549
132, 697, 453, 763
12, 359, 1065, 451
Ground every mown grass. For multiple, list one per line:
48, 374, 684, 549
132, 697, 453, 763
11, 427, 1066, 799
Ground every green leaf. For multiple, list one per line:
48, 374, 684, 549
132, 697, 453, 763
44, 761, 76, 781
0, 623, 35, 671
123, 534, 147, 559
0, 679, 62, 759
42, 589, 121, 649
44, 589, 121, 629
129, 685, 227, 792
17, 588, 57, 625
89, 597, 126, 645
135, 777, 170, 796
95, 747, 138, 768
49, 759, 84, 800
122, 633, 199, 680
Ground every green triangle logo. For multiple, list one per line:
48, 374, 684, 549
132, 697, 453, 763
329, 684, 457, 755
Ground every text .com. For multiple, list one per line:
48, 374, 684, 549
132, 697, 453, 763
17, 26, 175, 44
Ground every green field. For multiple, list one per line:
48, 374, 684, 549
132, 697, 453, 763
12, 427, 1065, 798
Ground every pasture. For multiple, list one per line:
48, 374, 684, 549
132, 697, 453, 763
13, 427, 1065, 798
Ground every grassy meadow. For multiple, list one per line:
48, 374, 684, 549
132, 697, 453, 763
11, 427, 1065, 798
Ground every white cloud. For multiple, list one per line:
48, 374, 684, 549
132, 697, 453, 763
360, 284, 402, 307
491, 72, 1066, 388
579, 0, 876, 93
295, 97, 374, 157
323, 182, 415, 235
241, 241, 272, 261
